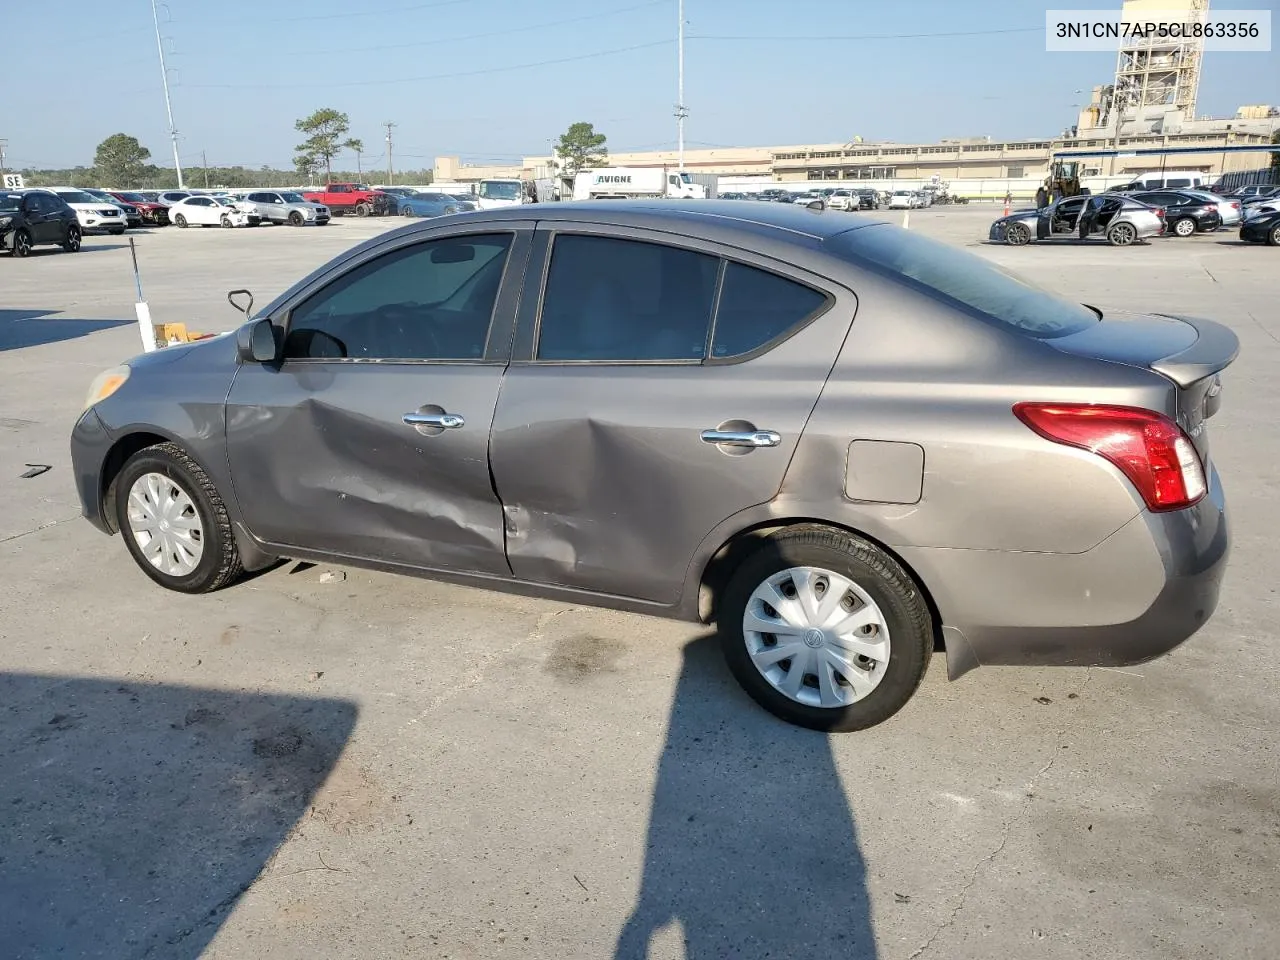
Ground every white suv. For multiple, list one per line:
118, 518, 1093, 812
47, 187, 128, 235
236, 190, 330, 226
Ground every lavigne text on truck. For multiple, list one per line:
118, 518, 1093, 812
573, 167, 709, 201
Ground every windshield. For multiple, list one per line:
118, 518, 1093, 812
0, 194, 21, 211
832, 224, 1099, 339
478, 181, 521, 200
280, 192, 305, 202
57, 191, 98, 204
679, 172, 693, 184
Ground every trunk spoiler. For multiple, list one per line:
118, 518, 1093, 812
1149, 314, 1240, 389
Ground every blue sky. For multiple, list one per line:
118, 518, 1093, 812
4, 0, 1278, 170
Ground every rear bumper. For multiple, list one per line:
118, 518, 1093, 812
70, 407, 115, 535
902, 464, 1229, 676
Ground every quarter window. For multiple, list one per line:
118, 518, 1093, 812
536, 235, 718, 361
711, 262, 828, 359
283, 234, 512, 361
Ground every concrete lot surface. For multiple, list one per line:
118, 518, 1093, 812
1, 208, 1277, 959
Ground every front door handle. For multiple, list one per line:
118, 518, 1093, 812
700, 429, 781, 448
403, 411, 465, 429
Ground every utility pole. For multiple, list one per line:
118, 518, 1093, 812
356, 146, 362, 177
0, 138, 7, 177
150, 0, 185, 189
384, 121, 396, 186
675, 0, 687, 171
202, 149, 209, 188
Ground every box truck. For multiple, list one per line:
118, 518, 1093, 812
572, 167, 709, 201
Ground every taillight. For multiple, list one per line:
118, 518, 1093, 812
1013, 403, 1207, 512
1154, 207, 1165, 219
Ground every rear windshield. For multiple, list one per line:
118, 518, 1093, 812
831, 224, 1099, 339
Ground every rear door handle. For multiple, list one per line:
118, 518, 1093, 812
403, 412, 465, 429
700, 429, 781, 448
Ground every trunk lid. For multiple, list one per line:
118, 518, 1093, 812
1046, 310, 1239, 461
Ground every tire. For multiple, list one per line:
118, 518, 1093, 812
1268, 226, 1280, 247
1005, 222, 1032, 245
717, 527, 932, 732
114, 442, 244, 594
355, 202, 371, 218
174, 214, 188, 228
288, 210, 304, 226
62, 225, 82, 252
220, 215, 233, 229
1107, 222, 1137, 246
1172, 217, 1196, 237
402, 207, 415, 217
11, 228, 33, 257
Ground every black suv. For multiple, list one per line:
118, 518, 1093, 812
1130, 190, 1222, 236
1, 189, 82, 257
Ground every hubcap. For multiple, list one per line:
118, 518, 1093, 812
742, 566, 891, 709
16, 233, 30, 254
126, 472, 204, 577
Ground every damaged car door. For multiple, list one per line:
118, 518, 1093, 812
488, 225, 855, 604
224, 226, 529, 572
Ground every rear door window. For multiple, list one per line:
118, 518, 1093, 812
832, 224, 1098, 339
536, 235, 718, 361
710, 263, 828, 359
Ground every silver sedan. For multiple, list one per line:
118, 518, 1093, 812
990, 194, 1164, 246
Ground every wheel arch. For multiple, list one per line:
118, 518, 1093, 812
96, 428, 277, 571
693, 516, 945, 659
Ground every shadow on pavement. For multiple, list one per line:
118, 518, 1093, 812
0, 672, 357, 959
0, 309, 132, 351
615, 634, 878, 959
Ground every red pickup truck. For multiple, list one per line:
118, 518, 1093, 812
300, 182, 397, 217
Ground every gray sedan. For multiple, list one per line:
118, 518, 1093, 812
71, 202, 1236, 731
991, 194, 1164, 245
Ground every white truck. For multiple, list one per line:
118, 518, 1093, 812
475, 177, 527, 210
572, 167, 709, 201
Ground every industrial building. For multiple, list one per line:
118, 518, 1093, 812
434, 0, 1276, 196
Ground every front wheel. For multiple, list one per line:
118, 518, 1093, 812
62, 225, 82, 252
1268, 225, 1280, 246
402, 207, 415, 217
220, 215, 233, 228
11, 228, 33, 257
174, 214, 188, 228
1172, 217, 1196, 237
1107, 222, 1137, 246
288, 210, 304, 226
114, 442, 244, 593
717, 527, 932, 732
1005, 222, 1032, 245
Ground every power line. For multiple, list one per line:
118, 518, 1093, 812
689, 26, 1042, 41
290, 0, 666, 57
183, 39, 673, 90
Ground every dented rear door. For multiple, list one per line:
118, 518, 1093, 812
488, 222, 856, 605
224, 223, 532, 573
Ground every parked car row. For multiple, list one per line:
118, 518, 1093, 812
991, 187, 1280, 247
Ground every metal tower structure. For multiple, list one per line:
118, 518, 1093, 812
1111, 0, 1209, 123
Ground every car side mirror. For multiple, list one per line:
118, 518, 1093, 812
236, 318, 278, 364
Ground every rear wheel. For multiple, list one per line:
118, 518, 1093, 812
174, 214, 188, 228
355, 202, 371, 217
114, 442, 244, 593
62, 225, 82, 252
1107, 222, 1137, 246
717, 527, 932, 732
1172, 217, 1196, 237
1005, 222, 1032, 245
